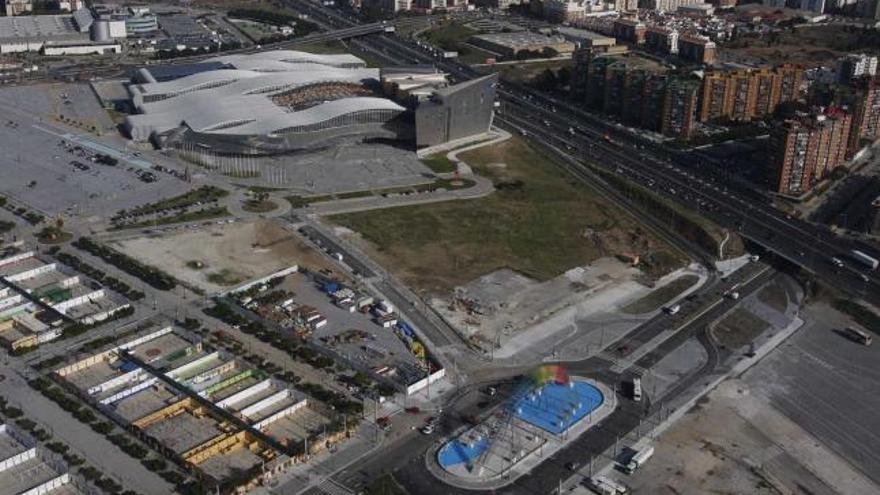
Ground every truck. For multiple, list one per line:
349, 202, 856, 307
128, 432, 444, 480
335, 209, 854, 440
442, 51, 458, 58
850, 249, 879, 270
624, 446, 654, 474
585, 476, 628, 495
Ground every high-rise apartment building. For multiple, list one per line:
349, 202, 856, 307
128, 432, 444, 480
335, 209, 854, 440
838, 54, 878, 84
647, 0, 704, 11
662, 78, 700, 139
578, 54, 698, 138
845, 76, 880, 156
613, 0, 639, 10
612, 18, 646, 44
3, 0, 31, 16
770, 109, 851, 196
677, 34, 716, 64
698, 64, 803, 122
644, 26, 679, 55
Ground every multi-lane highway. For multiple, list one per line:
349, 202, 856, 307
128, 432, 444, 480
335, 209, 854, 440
276, 0, 880, 308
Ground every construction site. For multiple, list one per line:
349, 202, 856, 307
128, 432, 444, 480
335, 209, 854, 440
0, 248, 131, 351
432, 257, 653, 355
226, 267, 445, 396
53, 321, 337, 489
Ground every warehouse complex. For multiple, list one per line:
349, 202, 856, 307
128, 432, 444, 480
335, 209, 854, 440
123, 52, 497, 155
0, 423, 85, 495
0, 8, 122, 54
0, 249, 130, 351
54, 321, 334, 488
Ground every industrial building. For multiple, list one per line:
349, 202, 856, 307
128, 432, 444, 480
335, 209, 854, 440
0, 423, 86, 495
0, 7, 124, 54
468, 32, 576, 58
55, 321, 332, 488
0, 250, 130, 351
555, 27, 618, 50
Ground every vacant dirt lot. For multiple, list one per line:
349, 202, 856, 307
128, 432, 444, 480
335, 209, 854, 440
112, 219, 341, 293
626, 379, 876, 495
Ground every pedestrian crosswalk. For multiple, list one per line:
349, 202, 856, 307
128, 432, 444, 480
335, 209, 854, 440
315, 479, 355, 495
596, 350, 649, 376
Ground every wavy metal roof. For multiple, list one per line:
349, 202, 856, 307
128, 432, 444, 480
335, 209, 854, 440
207, 50, 366, 69
125, 58, 403, 141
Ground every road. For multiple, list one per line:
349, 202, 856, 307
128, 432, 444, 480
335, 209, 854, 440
273, 0, 880, 309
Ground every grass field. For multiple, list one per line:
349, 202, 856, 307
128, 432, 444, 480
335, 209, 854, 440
722, 25, 880, 66
330, 138, 685, 295
622, 275, 699, 315
422, 154, 457, 174
421, 21, 496, 65
713, 308, 770, 349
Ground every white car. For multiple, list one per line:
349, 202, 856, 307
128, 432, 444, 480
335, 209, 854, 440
421, 425, 434, 435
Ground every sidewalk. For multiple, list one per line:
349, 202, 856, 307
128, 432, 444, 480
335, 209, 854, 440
261, 425, 384, 495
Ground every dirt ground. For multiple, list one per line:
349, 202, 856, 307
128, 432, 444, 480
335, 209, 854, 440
111, 219, 341, 293
626, 379, 869, 495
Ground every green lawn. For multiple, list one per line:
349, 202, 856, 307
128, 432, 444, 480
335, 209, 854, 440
422, 154, 457, 174
622, 275, 699, 314
422, 21, 476, 52
124, 186, 228, 216
112, 207, 229, 230
330, 138, 685, 295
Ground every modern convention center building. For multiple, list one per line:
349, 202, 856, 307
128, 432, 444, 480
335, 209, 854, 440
123, 51, 497, 155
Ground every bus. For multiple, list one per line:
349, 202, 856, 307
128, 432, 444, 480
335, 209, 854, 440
632, 377, 642, 402
843, 326, 872, 346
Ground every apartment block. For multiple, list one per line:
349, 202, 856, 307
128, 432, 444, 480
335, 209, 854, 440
678, 34, 716, 64
579, 54, 698, 139
612, 18, 646, 44
644, 26, 679, 55
845, 76, 880, 156
770, 109, 851, 196
699, 64, 804, 122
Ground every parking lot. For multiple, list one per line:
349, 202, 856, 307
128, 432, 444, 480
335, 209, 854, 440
231, 269, 431, 390
0, 84, 191, 219
744, 302, 880, 487
234, 141, 435, 193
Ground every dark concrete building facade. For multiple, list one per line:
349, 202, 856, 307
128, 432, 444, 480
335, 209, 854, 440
415, 73, 498, 148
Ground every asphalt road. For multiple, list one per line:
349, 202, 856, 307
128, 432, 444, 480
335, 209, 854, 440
278, 1, 880, 307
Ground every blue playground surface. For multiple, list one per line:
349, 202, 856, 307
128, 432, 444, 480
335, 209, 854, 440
437, 436, 490, 468
512, 380, 604, 435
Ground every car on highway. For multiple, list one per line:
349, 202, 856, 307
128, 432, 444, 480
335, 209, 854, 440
664, 304, 681, 315
565, 461, 581, 471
